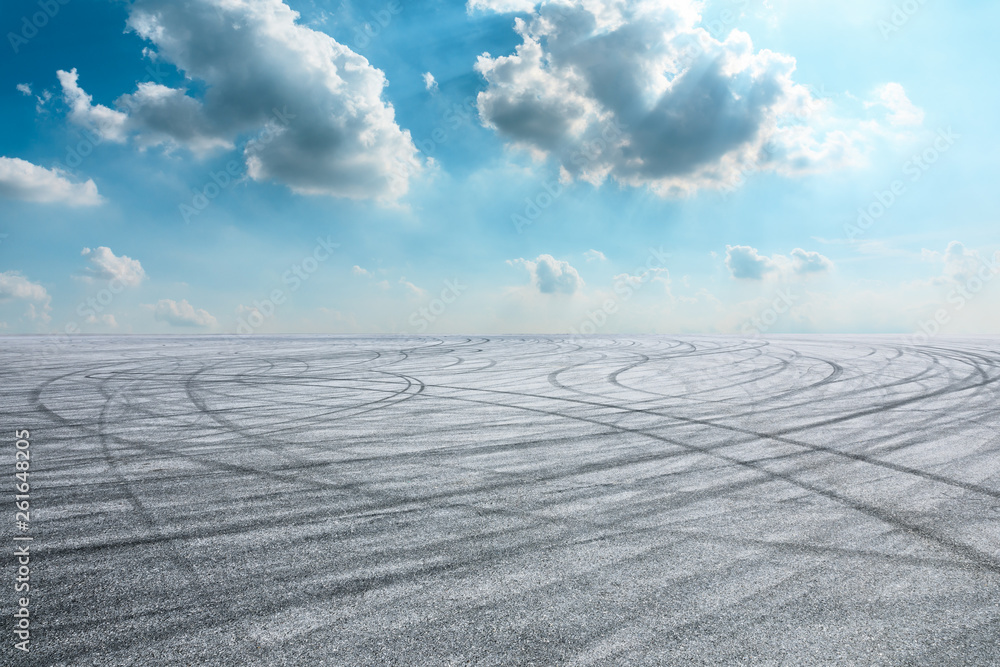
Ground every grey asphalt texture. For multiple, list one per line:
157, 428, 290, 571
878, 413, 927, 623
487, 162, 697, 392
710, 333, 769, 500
2, 334, 999, 666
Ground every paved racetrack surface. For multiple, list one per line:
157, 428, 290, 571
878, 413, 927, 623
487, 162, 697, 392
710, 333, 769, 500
2, 335, 999, 665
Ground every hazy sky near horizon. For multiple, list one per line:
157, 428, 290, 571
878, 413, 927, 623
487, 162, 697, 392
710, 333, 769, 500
1, 0, 998, 336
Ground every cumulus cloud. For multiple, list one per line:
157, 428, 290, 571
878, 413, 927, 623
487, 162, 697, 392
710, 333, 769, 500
16, 83, 31, 96
866, 82, 924, 127
584, 249, 606, 262
81, 247, 147, 286
726, 245, 833, 280
790, 248, 834, 274
0, 272, 49, 303
56, 69, 129, 143
352, 265, 373, 277
0, 272, 51, 321
510, 254, 584, 294
56, 0, 420, 201
922, 241, 999, 286
0, 156, 102, 206
151, 299, 217, 327
423, 72, 438, 92
474, 0, 878, 196
726, 245, 778, 280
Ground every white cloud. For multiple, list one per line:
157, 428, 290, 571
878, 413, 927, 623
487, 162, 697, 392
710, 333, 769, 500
726, 245, 778, 280
423, 72, 438, 92
726, 245, 833, 280
352, 265, 373, 277
468, 0, 537, 12
81, 247, 147, 286
584, 249, 606, 262
56, 0, 421, 201
474, 0, 877, 196
398, 277, 427, 298
922, 241, 998, 287
0, 272, 51, 322
150, 299, 217, 327
615, 266, 669, 287
0, 156, 102, 206
866, 82, 924, 127
510, 254, 584, 294
20, 84, 52, 113
56, 69, 128, 143
0, 272, 49, 302
790, 248, 834, 275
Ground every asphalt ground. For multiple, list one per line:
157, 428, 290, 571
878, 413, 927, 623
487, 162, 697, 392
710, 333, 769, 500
2, 335, 999, 665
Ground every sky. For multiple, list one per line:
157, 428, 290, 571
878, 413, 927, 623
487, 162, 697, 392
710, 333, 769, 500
0, 0, 998, 337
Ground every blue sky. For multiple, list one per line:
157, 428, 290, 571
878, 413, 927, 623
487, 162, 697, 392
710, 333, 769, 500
1, 0, 998, 336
